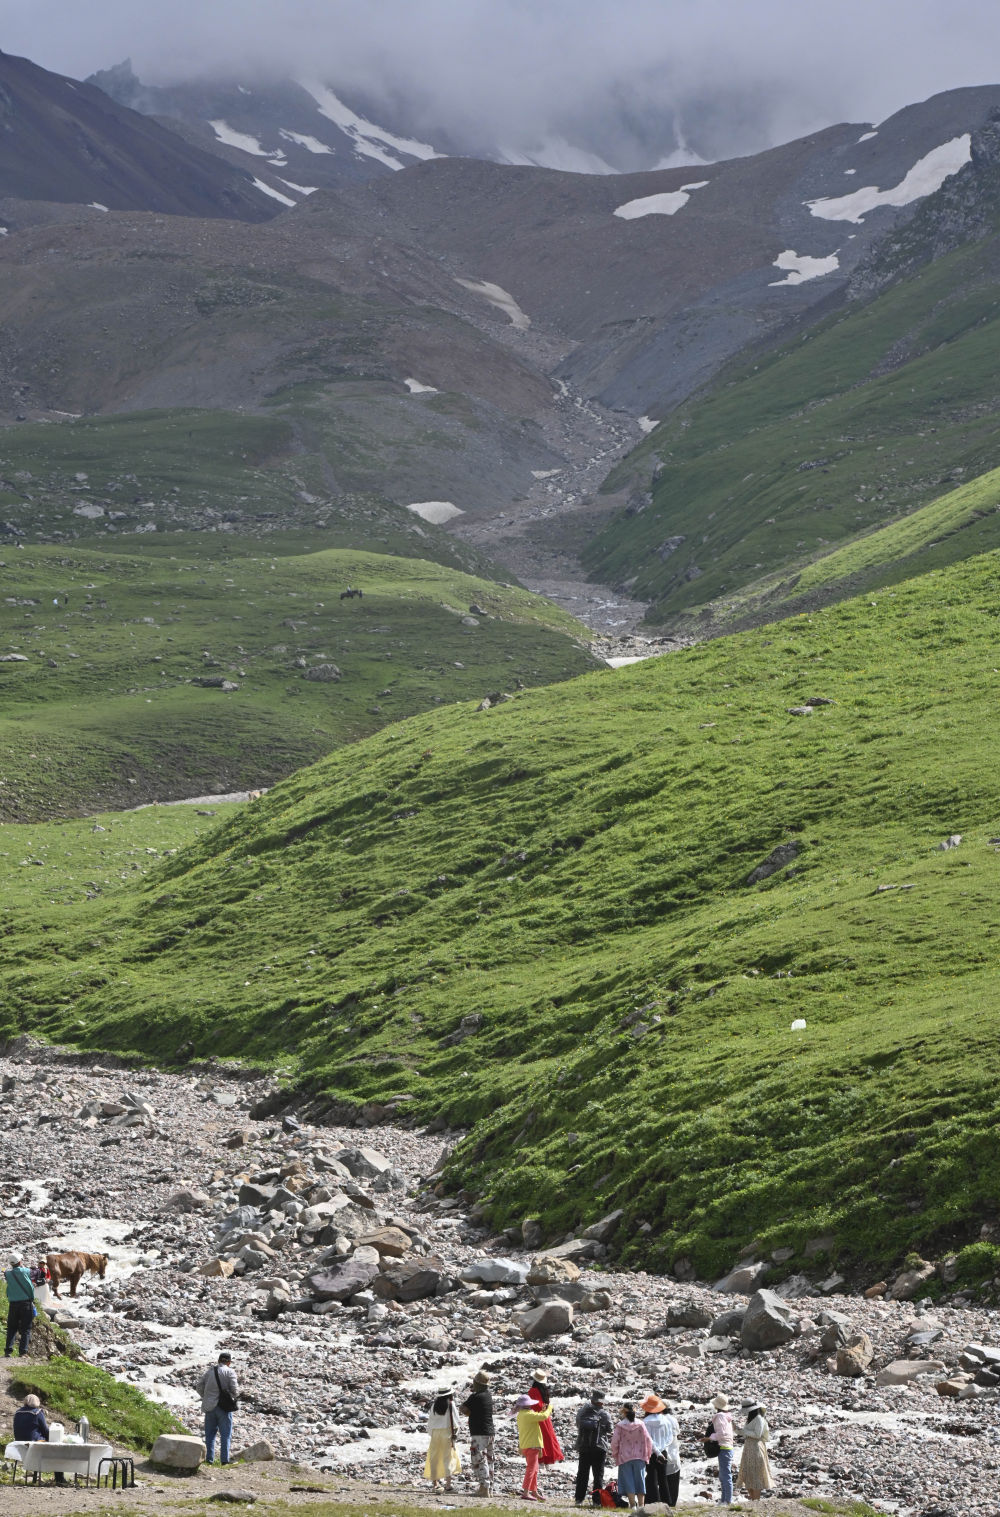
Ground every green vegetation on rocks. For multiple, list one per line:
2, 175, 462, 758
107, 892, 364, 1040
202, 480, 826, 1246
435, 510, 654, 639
2, 551, 1000, 1280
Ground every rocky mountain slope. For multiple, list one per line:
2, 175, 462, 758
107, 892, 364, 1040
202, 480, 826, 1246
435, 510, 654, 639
3, 549, 1000, 1282
583, 106, 1000, 630
0, 51, 276, 219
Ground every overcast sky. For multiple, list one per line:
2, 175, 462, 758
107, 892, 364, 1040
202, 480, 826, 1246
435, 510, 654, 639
5, 0, 1000, 160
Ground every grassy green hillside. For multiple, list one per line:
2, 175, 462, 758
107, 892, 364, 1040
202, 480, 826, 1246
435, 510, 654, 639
584, 233, 1000, 627
0, 408, 498, 578
0, 542, 595, 818
3, 550, 1000, 1281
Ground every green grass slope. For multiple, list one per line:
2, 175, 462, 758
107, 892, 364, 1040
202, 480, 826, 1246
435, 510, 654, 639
583, 233, 1000, 627
0, 408, 498, 578
3, 552, 1000, 1281
0, 542, 595, 818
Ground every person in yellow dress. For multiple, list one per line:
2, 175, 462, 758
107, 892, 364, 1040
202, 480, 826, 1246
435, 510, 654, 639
425, 1390, 462, 1491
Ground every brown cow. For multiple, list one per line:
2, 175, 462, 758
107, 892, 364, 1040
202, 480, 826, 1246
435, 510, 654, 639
46, 1251, 108, 1298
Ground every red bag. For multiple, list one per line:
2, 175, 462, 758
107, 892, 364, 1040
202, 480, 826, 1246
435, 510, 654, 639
596, 1483, 628, 1509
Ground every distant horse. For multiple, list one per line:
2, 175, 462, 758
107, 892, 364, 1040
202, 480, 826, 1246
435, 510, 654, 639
47, 1250, 108, 1298
340, 587, 363, 601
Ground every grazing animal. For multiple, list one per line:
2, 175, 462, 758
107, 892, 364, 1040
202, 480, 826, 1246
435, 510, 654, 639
339, 587, 363, 601
46, 1250, 108, 1298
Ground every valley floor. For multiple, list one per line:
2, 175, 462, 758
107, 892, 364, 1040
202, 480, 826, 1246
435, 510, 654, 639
1, 1046, 997, 1517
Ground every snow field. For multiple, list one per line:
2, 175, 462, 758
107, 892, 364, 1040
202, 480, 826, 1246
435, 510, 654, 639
769, 249, 841, 286
613, 181, 710, 219
807, 135, 971, 223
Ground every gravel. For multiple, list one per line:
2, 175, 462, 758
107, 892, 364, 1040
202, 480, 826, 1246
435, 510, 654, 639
2, 1044, 999, 1516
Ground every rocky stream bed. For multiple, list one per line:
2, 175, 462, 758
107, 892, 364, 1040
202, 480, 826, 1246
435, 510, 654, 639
1, 1042, 998, 1517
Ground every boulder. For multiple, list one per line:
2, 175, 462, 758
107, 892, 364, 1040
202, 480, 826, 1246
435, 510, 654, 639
209, 1492, 257, 1505
151, 1434, 206, 1469
666, 1303, 713, 1329
373, 1259, 445, 1302
233, 1439, 275, 1463
305, 663, 342, 681
774, 1273, 818, 1300
527, 1254, 582, 1286
887, 1260, 936, 1300
578, 1289, 614, 1313
461, 1258, 529, 1286
521, 1218, 544, 1249
715, 1261, 769, 1294
303, 1256, 380, 1302
238, 1182, 277, 1209
338, 1145, 392, 1179
218, 1205, 260, 1236
875, 1359, 948, 1386
356, 1226, 412, 1259
710, 1309, 746, 1338
741, 1289, 800, 1351
198, 1258, 236, 1279
541, 1237, 602, 1262
836, 1333, 874, 1377
168, 1188, 212, 1213
581, 1210, 624, 1244
515, 1299, 574, 1340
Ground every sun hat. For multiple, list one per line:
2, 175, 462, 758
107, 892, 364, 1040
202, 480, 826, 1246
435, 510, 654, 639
473, 1371, 491, 1387
640, 1394, 666, 1414
712, 1394, 730, 1410
511, 1394, 535, 1414
531, 1368, 548, 1383
741, 1399, 763, 1414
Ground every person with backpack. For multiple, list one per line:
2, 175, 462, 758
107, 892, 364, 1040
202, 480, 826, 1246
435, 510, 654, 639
638, 1394, 680, 1506
511, 1392, 553, 1501
4, 1256, 35, 1358
197, 1351, 239, 1465
424, 1389, 461, 1492
610, 1403, 654, 1510
574, 1389, 613, 1506
460, 1370, 495, 1496
706, 1393, 735, 1505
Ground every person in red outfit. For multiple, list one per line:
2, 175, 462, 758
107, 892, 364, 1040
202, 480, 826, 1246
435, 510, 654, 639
528, 1369, 564, 1467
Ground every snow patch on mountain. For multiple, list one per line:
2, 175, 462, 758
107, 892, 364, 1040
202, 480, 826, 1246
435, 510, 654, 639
280, 179, 318, 195
302, 83, 440, 170
278, 128, 332, 155
637, 416, 658, 434
614, 181, 709, 219
455, 278, 530, 330
251, 177, 296, 207
404, 378, 439, 395
407, 501, 463, 524
807, 135, 971, 223
769, 249, 841, 285
209, 119, 286, 164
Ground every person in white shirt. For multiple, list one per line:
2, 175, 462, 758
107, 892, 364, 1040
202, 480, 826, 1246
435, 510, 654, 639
639, 1394, 680, 1507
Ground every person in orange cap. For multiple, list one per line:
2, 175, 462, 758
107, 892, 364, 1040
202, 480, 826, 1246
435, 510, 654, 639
638, 1394, 680, 1507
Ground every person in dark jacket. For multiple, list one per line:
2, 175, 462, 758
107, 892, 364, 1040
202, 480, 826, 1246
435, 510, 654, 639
4, 1256, 35, 1358
574, 1389, 613, 1507
12, 1394, 48, 1441
460, 1369, 495, 1495
12, 1395, 67, 1487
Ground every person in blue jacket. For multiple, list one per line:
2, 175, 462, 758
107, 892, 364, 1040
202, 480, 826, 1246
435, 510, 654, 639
4, 1256, 35, 1357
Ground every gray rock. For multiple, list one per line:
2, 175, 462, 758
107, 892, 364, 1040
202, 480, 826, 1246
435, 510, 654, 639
876, 1358, 947, 1386
151, 1434, 205, 1469
515, 1299, 574, 1340
218, 1205, 261, 1235
338, 1145, 392, 1180
304, 1256, 380, 1301
461, 1257, 529, 1286
938, 834, 963, 850
715, 1260, 769, 1294
541, 1237, 603, 1262
836, 1332, 874, 1377
521, 1218, 544, 1249
666, 1303, 713, 1329
373, 1259, 445, 1302
746, 842, 800, 885
578, 1288, 614, 1313
887, 1259, 935, 1300
582, 1209, 625, 1243
710, 1309, 746, 1338
774, 1273, 818, 1299
233, 1439, 275, 1463
167, 1188, 212, 1212
741, 1289, 800, 1350
238, 1181, 277, 1209
305, 663, 342, 681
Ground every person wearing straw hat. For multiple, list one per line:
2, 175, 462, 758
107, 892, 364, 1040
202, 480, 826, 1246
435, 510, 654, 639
735, 1399, 773, 1502
638, 1395, 680, 1507
424, 1389, 461, 1492
709, 1393, 735, 1505
460, 1370, 496, 1496
511, 1392, 553, 1501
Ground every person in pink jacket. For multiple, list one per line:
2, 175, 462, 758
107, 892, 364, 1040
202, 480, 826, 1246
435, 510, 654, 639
610, 1403, 654, 1509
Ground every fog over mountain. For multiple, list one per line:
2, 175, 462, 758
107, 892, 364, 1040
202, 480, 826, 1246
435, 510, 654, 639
7, 0, 1000, 167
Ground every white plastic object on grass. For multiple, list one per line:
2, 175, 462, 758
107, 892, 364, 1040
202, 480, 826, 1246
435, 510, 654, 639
790, 1019, 807, 1031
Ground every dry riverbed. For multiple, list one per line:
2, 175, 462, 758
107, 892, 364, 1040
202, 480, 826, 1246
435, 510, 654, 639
1, 1043, 997, 1517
